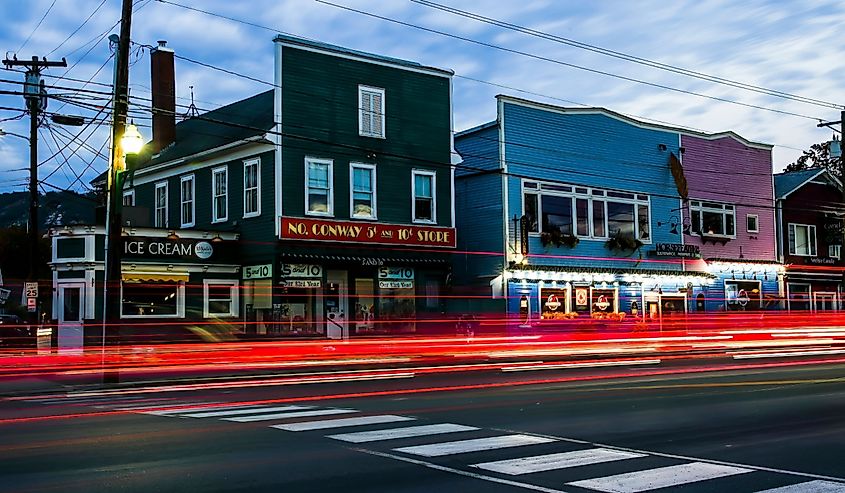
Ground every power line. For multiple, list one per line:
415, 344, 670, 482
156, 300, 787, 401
47, 0, 109, 57
312, 0, 824, 122
16, 0, 58, 54
412, 0, 843, 111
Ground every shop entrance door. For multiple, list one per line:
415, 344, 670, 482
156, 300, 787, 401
325, 270, 348, 340
813, 292, 838, 312
58, 282, 85, 353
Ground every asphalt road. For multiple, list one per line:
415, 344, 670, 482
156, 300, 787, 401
0, 359, 843, 493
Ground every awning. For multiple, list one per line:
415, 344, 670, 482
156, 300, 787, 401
121, 272, 189, 282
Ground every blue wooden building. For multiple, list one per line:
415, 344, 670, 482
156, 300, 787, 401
454, 96, 715, 324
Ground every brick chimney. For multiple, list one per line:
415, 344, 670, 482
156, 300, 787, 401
150, 40, 175, 153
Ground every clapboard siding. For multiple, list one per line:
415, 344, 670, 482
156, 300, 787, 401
453, 172, 504, 287
455, 124, 500, 175
681, 135, 776, 261
501, 99, 684, 271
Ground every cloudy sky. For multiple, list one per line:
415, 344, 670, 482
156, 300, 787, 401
1, 0, 843, 193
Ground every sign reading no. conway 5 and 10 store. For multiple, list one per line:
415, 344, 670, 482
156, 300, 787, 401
122, 237, 235, 263
280, 217, 456, 248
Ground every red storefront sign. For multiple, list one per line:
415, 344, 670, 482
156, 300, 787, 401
280, 217, 456, 248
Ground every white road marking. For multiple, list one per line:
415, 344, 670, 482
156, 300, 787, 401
271, 414, 415, 431
328, 423, 478, 443
753, 480, 845, 492
142, 403, 231, 416
181, 405, 311, 418
394, 434, 556, 457
224, 408, 357, 423
356, 448, 570, 493
501, 360, 661, 372
733, 349, 845, 360
473, 448, 646, 475
567, 461, 752, 493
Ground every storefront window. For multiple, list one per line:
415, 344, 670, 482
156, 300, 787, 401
725, 280, 762, 311
280, 287, 322, 335
204, 281, 238, 317
378, 286, 415, 333
788, 283, 811, 311
541, 287, 570, 319
591, 289, 617, 313
122, 281, 180, 317
353, 278, 376, 333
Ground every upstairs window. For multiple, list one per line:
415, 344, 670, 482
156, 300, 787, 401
789, 223, 817, 256
154, 181, 168, 228
412, 170, 436, 223
746, 214, 759, 233
522, 180, 650, 242
243, 159, 260, 218
212, 166, 228, 223
180, 174, 195, 228
358, 85, 385, 138
350, 163, 376, 219
306, 158, 333, 216
690, 201, 735, 237
122, 189, 135, 207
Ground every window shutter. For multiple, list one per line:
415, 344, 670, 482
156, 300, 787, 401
809, 226, 817, 256
788, 224, 795, 255
360, 91, 372, 135
371, 92, 383, 137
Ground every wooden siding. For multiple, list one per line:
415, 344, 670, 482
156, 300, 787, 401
453, 172, 504, 287
681, 135, 776, 262
780, 181, 844, 266
280, 46, 452, 226
501, 100, 684, 271
455, 124, 500, 176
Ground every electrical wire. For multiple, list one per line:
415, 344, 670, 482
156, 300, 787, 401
16, 0, 58, 54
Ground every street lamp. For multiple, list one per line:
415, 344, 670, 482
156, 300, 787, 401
121, 122, 144, 156
0, 128, 30, 142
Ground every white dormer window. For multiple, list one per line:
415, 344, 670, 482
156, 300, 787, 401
358, 85, 385, 138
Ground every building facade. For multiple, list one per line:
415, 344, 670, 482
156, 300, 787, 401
455, 96, 715, 326
775, 169, 844, 311
52, 36, 457, 345
679, 132, 781, 312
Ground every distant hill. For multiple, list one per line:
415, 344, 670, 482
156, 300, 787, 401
0, 191, 99, 229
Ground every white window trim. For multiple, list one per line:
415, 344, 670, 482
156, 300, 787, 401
746, 213, 759, 233
122, 189, 135, 206
521, 179, 652, 243
154, 181, 168, 228
349, 162, 377, 220
358, 85, 385, 139
180, 174, 195, 228
203, 279, 239, 318
212, 166, 228, 223
830, 244, 841, 260
305, 157, 334, 217
788, 223, 817, 257
120, 281, 185, 319
243, 158, 261, 218
689, 200, 737, 239
412, 169, 437, 224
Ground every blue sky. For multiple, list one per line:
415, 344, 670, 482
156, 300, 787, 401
1, 0, 844, 193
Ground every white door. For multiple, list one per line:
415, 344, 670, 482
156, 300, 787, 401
58, 283, 85, 352
813, 292, 838, 312
325, 270, 349, 340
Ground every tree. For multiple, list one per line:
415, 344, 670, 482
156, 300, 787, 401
784, 140, 841, 179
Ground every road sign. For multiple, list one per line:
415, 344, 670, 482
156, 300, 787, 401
27, 297, 36, 312
24, 282, 38, 298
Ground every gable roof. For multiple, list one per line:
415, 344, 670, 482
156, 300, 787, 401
91, 90, 274, 185
774, 168, 830, 199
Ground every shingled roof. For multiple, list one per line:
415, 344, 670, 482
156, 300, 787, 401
92, 89, 274, 184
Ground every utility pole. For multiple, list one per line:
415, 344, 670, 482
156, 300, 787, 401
102, 0, 135, 382
2, 55, 67, 321
817, 110, 845, 203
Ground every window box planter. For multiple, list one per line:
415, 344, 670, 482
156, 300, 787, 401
540, 230, 580, 248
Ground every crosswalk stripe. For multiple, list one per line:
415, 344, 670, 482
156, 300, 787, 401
473, 448, 646, 475
327, 423, 479, 443
224, 408, 357, 423
35, 396, 152, 405
94, 399, 182, 409
142, 403, 229, 416
271, 415, 415, 431
567, 461, 752, 493
182, 405, 312, 418
753, 480, 845, 492
394, 434, 556, 458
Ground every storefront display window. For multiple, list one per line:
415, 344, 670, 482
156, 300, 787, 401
122, 281, 181, 317
591, 289, 617, 313
353, 278, 376, 333
279, 287, 322, 335
204, 280, 238, 317
788, 283, 811, 311
378, 286, 415, 333
541, 287, 570, 319
725, 280, 762, 311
